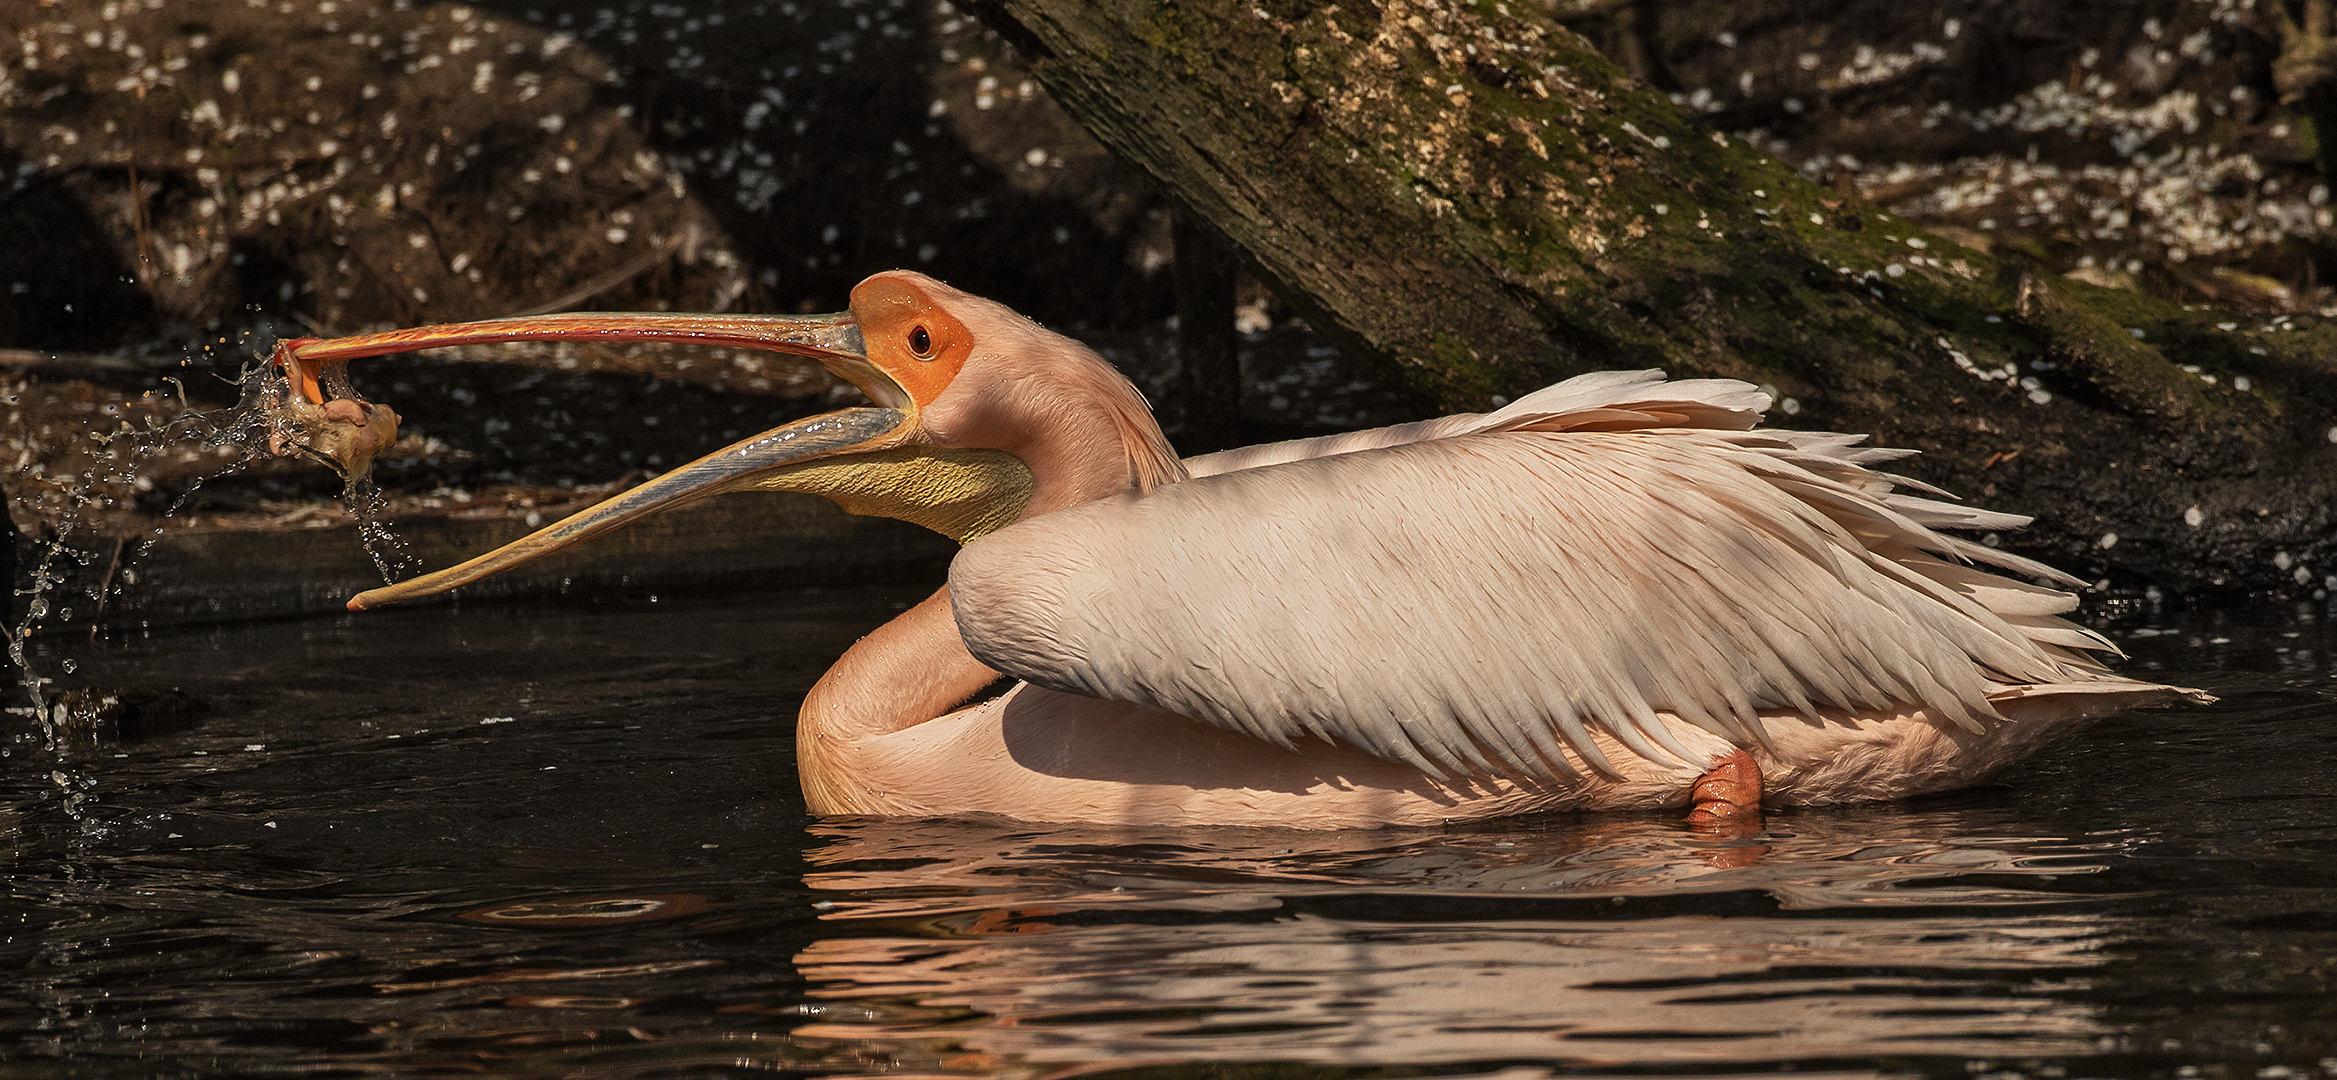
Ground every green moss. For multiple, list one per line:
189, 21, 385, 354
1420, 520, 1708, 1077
2059, 274, 2184, 330
1426, 331, 1502, 407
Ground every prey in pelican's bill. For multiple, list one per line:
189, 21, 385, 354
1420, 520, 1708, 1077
260, 350, 403, 482
270, 271, 2207, 829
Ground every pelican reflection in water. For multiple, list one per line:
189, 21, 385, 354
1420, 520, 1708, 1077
776, 815, 2128, 1070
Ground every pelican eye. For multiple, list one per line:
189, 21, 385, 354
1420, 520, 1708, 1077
908, 325, 933, 359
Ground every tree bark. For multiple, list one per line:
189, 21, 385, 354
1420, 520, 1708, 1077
963, 0, 2337, 596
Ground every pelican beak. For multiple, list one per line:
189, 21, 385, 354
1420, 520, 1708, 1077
276, 310, 901, 409
347, 403, 918, 609
274, 311, 926, 611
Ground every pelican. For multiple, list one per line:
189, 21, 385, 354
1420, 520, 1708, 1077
275, 270, 2200, 829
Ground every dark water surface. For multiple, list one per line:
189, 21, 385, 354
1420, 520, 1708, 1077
3, 586, 2334, 1078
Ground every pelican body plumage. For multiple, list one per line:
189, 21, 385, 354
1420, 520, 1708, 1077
272, 271, 2201, 829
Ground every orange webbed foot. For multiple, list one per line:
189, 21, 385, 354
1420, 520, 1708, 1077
1686, 749, 1762, 826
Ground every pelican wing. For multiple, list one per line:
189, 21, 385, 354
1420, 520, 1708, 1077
950, 372, 2116, 782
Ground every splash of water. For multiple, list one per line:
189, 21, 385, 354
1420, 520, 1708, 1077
310, 361, 418, 585
7, 331, 414, 750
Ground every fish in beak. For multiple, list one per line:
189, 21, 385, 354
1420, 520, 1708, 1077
271, 273, 1034, 610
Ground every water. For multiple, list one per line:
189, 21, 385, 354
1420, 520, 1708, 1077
3, 585, 2334, 1078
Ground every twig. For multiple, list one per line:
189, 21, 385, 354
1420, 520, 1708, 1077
127, 164, 154, 287
0, 348, 185, 374
85, 536, 127, 637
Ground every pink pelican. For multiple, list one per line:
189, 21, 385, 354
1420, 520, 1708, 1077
275, 271, 2198, 829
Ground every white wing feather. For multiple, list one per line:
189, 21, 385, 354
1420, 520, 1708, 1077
950, 371, 2121, 782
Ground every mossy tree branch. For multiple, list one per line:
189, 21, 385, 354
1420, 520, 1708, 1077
964, 0, 2337, 595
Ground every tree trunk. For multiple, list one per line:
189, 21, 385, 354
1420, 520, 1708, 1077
963, 0, 2337, 596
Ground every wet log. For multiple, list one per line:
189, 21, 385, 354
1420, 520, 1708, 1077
963, 0, 2337, 596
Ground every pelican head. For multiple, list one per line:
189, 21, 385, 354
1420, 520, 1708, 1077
275, 271, 1182, 610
